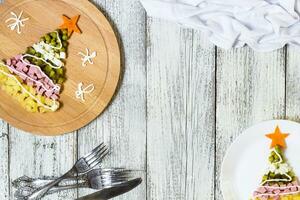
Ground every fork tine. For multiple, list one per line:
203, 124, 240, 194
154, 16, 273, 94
86, 146, 108, 163
88, 149, 109, 168
83, 143, 104, 159
85, 144, 107, 161
89, 148, 109, 166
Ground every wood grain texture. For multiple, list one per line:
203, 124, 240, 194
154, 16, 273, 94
0, 0, 120, 135
147, 19, 188, 199
8, 128, 78, 199
77, 0, 147, 199
147, 18, 216, 200
0, 120, 9, 200
185, 30, 215, 200
286, 46, 300, 122
215, 47, 286, 200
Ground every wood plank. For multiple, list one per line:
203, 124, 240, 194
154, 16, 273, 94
286, 46, 300, 121
147, 19, 189, 199
9, 128, 77, 200
147, 18, 216, 199
0, 120, 9, 200
77, 0, 147, 199
215, 47, 286, 200
185, 31, 215, 200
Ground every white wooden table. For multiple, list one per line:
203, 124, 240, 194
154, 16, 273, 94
0, 0, 297, 199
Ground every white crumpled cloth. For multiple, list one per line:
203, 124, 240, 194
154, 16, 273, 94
140, 0, 300, 52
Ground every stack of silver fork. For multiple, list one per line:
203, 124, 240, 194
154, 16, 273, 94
12, 143, 141, 200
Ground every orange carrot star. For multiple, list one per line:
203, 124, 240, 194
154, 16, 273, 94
59, 15, 81, 36
266, 126, 289, 148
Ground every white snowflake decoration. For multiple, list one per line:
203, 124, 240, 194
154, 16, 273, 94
75, 82, 95, 102
78, 48, 97, 67
5, 11, 29, 34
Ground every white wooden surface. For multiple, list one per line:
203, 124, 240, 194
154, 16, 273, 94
0, 0, 298, 199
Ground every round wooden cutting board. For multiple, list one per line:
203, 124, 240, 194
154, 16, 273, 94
0, 0, 121, 135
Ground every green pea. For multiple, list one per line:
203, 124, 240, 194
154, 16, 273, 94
57, 78, 64, 85
29, 48, 36, 55
49, 70, 55, 77
45, 34, 51, 41
45, 65, 51, 72
50, 32, 57, 38
36, 60, 43, 66
62, 35, 68, 41
57, 68, 64, 75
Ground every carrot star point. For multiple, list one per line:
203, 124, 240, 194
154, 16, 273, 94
59, 15, 81, 36
265, 126, 289, 148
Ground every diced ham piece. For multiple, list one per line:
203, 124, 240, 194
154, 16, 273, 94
22, 65, 29, 73
38, 87, 45, 95
36, 71, 42, 79
11, 59, 17, 65
253, 183, 300, 199
16, 61, 25, 72
51, 94, 59, 100
15, 55, 22, 60
28, 67, 35, 76
284, 189, 290, 193
291, 186, 298, 192
274, 189, 281, 194
258, 187, 267, 193
45, 90, 53, 98
4, 55, 61, 101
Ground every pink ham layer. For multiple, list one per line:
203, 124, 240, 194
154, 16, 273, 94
6, 55, 59, 100
253, 181, 300, 200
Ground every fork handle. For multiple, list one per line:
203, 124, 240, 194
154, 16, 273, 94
27, 173, 69, 200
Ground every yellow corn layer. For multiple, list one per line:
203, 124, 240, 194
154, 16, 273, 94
255, 194, 300, 200
0, 62, 59, 113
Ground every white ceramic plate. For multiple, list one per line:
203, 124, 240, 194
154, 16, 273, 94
220, 120, 300, 200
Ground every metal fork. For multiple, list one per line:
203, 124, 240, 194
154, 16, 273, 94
15, 169, 133, 199
26, 143, 109, 200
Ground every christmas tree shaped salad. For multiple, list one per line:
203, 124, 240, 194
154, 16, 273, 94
0, 15, 81, 113
252, 126, 300, 200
